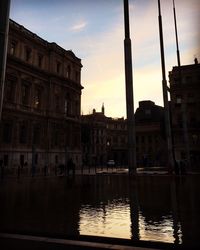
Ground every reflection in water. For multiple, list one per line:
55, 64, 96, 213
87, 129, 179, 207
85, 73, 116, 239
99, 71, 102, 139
139, 214, 182, 243
79, 199, 180, 243
0, 175, 200, 247
79, 199, 131, 239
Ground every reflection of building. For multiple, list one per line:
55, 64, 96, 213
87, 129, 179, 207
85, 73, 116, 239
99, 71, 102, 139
0, 20, 83, 174
169, 59, 200, 170
135, 101, 167, 167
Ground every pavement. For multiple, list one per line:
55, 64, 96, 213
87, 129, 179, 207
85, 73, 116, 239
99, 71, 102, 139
1, 233, 190, 250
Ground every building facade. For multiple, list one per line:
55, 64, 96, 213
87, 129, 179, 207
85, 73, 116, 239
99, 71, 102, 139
81, 101, 167, 168
0, 20, 83, 175
81, 105, 128, 168
169, 59, 200, 171
135, 101, 167, 167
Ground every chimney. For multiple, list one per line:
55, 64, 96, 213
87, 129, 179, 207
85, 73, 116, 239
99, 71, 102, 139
101, 103, 105, 115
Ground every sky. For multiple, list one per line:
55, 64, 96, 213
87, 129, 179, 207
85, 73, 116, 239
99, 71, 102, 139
10, 0, 200, 118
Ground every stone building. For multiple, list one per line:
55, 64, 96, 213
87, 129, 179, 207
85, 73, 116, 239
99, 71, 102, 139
0, 20, 83, 175
81, 105, 128, 167
106, 117, 128, 167
135, 100, 167, 167
81, 105, 107, 167
81, 101, 167, 168
169, 59, 200, 171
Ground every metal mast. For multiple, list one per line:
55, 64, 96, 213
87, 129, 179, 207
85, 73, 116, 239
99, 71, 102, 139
123, 0, 137, 174
0, 0, 10, 120
172, 0, 190, 169
158, 0, 174, 172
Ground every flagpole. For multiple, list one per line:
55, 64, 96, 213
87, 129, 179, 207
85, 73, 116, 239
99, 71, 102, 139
123, 0, 137, 175
0, 0, 10, 121
173, 0, 181, 67
158, 0, 174, 173
172, 0, 190, 170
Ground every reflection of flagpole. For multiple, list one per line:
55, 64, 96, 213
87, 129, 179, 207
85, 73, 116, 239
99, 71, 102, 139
158, 0, 174, 173
0, 0, 10, 121
123, 0, 136, 175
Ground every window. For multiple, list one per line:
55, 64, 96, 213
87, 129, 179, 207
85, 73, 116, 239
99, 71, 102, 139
176, 95, 182, 104
10, 41, 17, 56
3, 155, 9, 167
148, 135, 152, 143
141, 136, 145, 143
35, 154, 38, 165
34, 87, 42, 109
55, 94, 60, 112
3, 122, 12, 143
25, 47, 32, 62
55, 155, 58, 164
121, 136, 125, 144
186, 76, 192, 84
177, 114, 182, 128
5, 79, 15, 103
19, 123, 27, 144
20, 155, 25, 167
64, 94, 68, 115
113, 136, 117, 143
75, 71, 79, 82
33, 125, 40, 145
173, 77, 180, 84
145, 109, 151, 115
21, 84, 30, 106
67, 65, 71, 79
53, 129, 59, 146
75, 100, 79, 116
187, 93, 195, 103
56, 62, 61, 74
38, 54, 43, 68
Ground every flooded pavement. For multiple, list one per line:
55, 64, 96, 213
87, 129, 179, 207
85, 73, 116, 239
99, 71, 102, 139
0, 174, 200, 248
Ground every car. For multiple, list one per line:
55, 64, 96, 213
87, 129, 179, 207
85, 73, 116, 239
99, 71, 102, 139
107, 160, 115, 166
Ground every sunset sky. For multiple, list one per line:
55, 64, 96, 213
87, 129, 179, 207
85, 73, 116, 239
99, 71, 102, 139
10, 0, 200, 118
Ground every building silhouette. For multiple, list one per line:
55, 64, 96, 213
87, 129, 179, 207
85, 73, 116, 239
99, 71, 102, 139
81, 106, 107, 167
135, 100, 167, 167
81, 105, 128, 167
0, 20, 83, 175
169, 59, 200, 171
81, 101, 167, 168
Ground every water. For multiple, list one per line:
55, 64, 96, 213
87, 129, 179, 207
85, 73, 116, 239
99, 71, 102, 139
0, 174, 200, 247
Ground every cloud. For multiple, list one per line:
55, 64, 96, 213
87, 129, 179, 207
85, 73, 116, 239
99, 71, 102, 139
10, 0, 200, 118
70, 21, 87, 32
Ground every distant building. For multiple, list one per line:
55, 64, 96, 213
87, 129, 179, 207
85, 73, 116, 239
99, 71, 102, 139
135, 101, 167, 167
81, 106, 107, 167
169, 59, 200, 170
0, 20, 83, 175
81, 101, 167, 168
81, 105, 128, 167
106, 116, 128, 167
